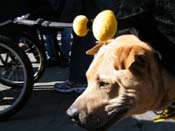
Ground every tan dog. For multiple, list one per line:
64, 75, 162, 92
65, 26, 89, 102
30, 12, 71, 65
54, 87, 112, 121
67, 34, 175, 131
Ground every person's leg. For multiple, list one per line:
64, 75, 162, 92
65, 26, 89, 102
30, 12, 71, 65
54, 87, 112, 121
60, 28, 72, 58
68, 32, 95, 84
54, 32, 96, 93
45, 32, 60, 66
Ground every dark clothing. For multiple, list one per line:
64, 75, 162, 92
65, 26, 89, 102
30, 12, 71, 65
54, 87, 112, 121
0, 0, 46, 21
0, 0, 50, 41
114, 0, 175, 74
69, 32, 95, 83
60, 0, 116, 22
116, 0, 175, 45
59, 0, 83, 22
0, 0, 45, 41
124, 13, 175, 74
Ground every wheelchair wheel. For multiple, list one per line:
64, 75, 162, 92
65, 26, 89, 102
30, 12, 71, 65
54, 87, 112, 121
0, 35, 34, 120
18, 33, 46, 82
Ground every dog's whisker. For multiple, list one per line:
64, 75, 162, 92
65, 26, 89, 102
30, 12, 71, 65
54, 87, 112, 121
106, 94, 134, 113
106, 103, 130, 115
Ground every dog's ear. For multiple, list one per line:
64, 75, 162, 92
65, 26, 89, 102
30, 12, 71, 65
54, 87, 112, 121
115, 46, 149, 76
86, 39, 114, 55
128, 54, 147, 76
86, 42, 104, 55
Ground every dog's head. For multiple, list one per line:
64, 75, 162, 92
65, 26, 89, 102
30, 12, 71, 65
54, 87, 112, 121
67, 35, 163, 130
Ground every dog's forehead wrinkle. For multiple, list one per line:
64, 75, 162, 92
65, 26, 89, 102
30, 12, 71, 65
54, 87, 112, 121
87, 44, 117, 78
115, 70, 139, 88
105, 93, 133, 113
97, 72, 116, 83
125, 89, 137, 96
106, 100, 124, 112
94, 58, 117, 80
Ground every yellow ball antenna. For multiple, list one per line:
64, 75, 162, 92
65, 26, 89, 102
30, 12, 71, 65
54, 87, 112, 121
73, 15, 89, 37
72, 10, 118, 41
92, 10, 118, 41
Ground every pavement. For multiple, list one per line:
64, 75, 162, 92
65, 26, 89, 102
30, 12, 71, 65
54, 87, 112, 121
0, 66, 175, 131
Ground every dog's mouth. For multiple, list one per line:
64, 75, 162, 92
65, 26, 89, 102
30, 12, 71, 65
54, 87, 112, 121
89, 96, 133, 131
92, 107, 129, 131
79, 107, 129, 131
82, 95, 134, 131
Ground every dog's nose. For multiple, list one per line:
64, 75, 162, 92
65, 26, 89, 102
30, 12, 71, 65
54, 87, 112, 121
66, 107, 80, 123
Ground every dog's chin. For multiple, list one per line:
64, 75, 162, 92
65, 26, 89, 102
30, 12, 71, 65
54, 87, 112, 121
79, 108, 129, 131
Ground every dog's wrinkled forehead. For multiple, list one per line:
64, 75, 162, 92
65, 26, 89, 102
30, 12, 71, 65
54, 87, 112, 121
86, 35, 155, 80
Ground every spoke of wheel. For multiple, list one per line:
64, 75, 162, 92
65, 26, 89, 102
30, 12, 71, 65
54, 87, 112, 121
0, 54, 4, 64
4, 53, 10, 64
0, 53, 8, 65
23, 45, 35, 53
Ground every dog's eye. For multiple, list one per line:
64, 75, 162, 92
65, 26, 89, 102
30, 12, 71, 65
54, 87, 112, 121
99, 81, 109, 89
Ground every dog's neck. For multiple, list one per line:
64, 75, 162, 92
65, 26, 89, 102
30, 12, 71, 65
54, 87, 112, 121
157, 68, 175, 110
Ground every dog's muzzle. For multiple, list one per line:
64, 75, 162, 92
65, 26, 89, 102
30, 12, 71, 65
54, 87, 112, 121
66, 106, 80, 124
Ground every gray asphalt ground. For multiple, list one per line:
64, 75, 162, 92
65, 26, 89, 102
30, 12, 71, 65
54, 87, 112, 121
0, 66, 175, 131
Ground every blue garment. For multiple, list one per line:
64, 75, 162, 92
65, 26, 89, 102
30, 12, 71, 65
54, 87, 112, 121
45, 28, 72, 60
60, 28, 72, 58
45, 32, 58, 60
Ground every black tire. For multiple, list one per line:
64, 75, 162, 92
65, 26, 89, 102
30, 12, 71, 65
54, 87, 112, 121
20, 37, 46, 82
0, 35, 34, 120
